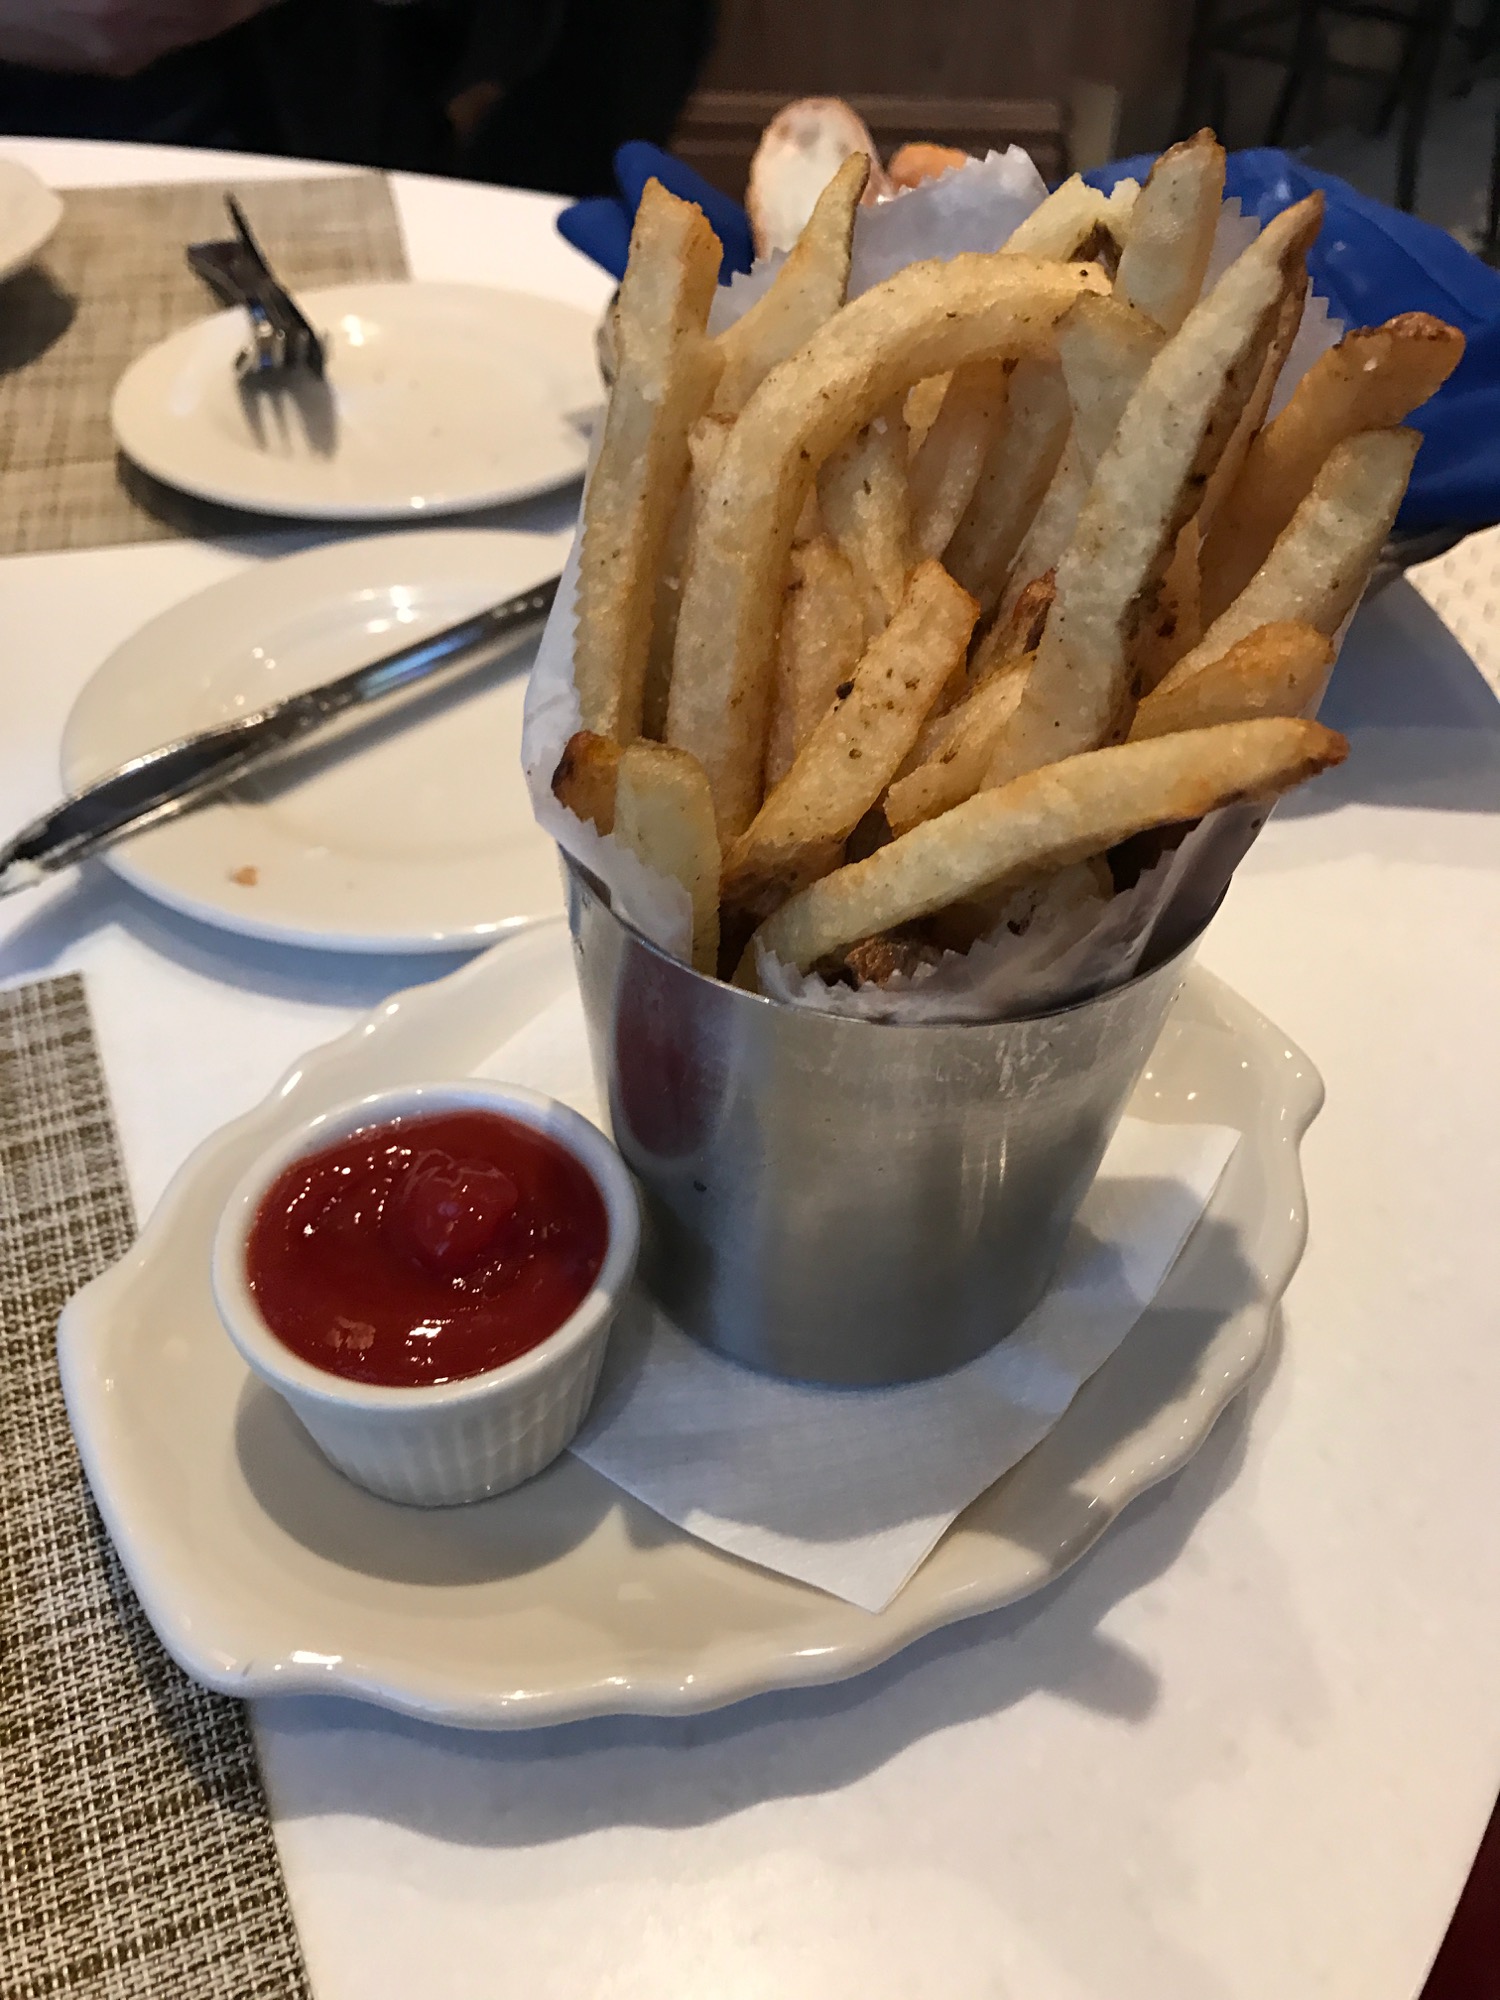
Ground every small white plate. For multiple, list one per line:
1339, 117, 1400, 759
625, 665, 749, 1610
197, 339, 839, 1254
111, 281, 598, 518
0, 158, 62, 283
60, 920, 1322, 1729
62, 528, 568, 952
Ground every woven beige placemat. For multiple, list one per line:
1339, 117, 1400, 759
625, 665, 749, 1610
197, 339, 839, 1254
0, 974, 312, 2000
0, 173, 408, 557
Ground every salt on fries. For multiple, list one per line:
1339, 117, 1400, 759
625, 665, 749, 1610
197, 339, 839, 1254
555, 126, 1451, 994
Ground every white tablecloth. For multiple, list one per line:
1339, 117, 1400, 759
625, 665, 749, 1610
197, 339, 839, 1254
3, 135, 1498, 2000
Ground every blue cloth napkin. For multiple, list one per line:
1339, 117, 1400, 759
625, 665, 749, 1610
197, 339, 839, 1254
558, 142, 1500, 532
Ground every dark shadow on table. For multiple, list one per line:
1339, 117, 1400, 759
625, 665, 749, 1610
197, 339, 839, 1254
116, 452, 583, 554
257, 1322, 1294, 2000
235, 1379, 625, 1588
0, 267, 76, 372
237, 369, 338, 460
0, 861, 479, 1010
264, 1298, 1284, 1840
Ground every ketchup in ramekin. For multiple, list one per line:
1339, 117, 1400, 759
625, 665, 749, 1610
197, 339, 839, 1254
244, 1109, 609, 1388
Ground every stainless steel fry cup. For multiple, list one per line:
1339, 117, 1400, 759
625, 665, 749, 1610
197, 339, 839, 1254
565, 861, 1201, 1387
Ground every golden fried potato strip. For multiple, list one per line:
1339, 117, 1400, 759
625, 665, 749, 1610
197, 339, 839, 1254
983, 194, 1325, 789
666, 253, 1106, 838
1006, 176, 1119, 261
613, 741, 722, 975
943, 355, 1071, 613
908, 361, 1011, 562
1163, 427, 1420, 684
765, 535, 867, 787
1128, 621, 1333, 739
1196, 260, 1308, 540
753, 718, 1347, 973
1130, 518, 1203, 692
1114, 130, 1226, 336
967, 570, 1056, 685
883, 664, 1028, 834
818, 396, 913, 629
712, 152, 867, 419
996, 294, 1163, 621
723, 560, 977, 916
574, 181, 722, 743
642, 413, 733, 740
1199, 313, 1464, 623
551, 730, 623, 834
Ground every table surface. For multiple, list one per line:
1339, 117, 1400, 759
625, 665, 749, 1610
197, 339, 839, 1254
4, 134, 1499, 2000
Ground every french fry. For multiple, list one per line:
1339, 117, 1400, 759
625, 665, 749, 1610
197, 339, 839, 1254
1130, 517, 1202, 692
613, 741, 722, 975
996, 294, 1163, 620
1128, 621, 1333, 739
943, 355, 1072, 612
643, 413, 733, 739
667, 252, 1106, 838
1199, 313, 1465, 623
574, 180, 722, 743
883, 664, 1027, 833
1114, 130, 1226, 336
1162, 427, 1420, 685
1196, 262, 1308, 540
967, 570, 1055, 685
752, 717, 1347, 973
908, 361, 1011, 561
904, 373, 952, 454
712, 152, 868, 419
551, 730, 623, 834
888, 142, 971, 190
1104, 178, 1141, 234
1005, 175, 1120, 261
819, 395, 913, 628
722, 561, 977, 916
765, 535, 867, 787
983, 194, 1325, 789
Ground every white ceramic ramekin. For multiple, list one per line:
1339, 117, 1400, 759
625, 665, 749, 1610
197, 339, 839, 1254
211, 1080, 639, 1506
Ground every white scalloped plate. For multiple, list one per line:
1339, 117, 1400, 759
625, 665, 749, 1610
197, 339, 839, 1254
60, 919, 1320, 1728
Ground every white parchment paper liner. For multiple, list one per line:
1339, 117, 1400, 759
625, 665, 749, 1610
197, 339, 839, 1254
523, 157, 1346, 1018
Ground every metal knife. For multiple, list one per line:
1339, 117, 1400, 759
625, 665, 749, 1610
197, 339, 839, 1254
0, 574, 560, 899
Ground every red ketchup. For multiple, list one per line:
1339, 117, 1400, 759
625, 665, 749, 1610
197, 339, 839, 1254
245, 1110, 608, 1388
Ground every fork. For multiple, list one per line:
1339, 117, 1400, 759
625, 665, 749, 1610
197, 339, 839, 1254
188, 194, 326, 381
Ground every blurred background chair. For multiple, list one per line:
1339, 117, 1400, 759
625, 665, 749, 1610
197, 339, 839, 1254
1176, 0, 1458, 209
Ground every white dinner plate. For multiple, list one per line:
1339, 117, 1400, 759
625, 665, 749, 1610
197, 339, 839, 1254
61, 528, 568, 951
60, 919, 1322, 1729
110, 281, 598, 518
0, 158, 62, 283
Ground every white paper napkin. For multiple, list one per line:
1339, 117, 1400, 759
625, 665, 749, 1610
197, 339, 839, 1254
480, 987, 1239, 1614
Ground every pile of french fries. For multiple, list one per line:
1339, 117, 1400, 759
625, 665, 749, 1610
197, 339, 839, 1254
553, 128, 1463, 991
